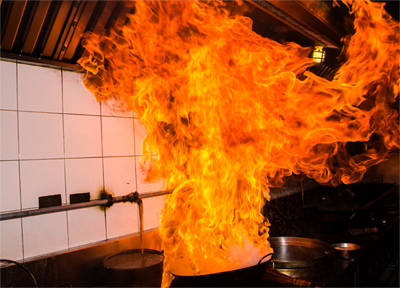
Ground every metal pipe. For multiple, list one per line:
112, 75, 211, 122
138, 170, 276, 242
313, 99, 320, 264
360, 185, 397, 210
0, 199, 109, 221
140, 190, 172, 199
0, 190, 173, 221
348, 185, 397, 223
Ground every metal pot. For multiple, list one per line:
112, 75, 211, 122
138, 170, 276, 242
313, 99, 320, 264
268, 237, 333, 269
171, 253, 273, 287
331, 243, 361, 260
103, 249, 164, 287
266, 237, 333, 280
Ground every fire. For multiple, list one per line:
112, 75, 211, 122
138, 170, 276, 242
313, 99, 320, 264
78, 0, 399, 286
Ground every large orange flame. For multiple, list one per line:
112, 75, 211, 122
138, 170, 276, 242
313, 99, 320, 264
78, 0, 399, 286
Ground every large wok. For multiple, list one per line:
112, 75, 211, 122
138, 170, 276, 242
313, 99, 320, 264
170, 253, 273, 287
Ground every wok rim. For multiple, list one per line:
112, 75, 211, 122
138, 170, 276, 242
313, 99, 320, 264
170, 253, 273, 278
103, 248, 164, 270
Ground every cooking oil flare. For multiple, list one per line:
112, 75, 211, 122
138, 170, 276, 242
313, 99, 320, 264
138, 200, 144, 254
78, 0, 399, 286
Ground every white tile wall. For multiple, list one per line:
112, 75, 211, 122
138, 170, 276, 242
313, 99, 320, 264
62, 71, 100, 115
134, 118, 158, 156
0, 219, 23, 260
136, 156, 165, 194
134, 118, 148, 155
65, 158, 103, 200
17, 64, 62, 113
102, 117, 135, 157
18, 112, 64, 160
64, 114, 102, 158
0, 110, 19, 160
0, 61, 17, 110
67, 208, 106, 248
0, 60, 166, 261
106, 203, 139, 239
0, 161, 21, 212
142, 196, 165, 230
20, 159, 66, 209
22, 212, 68, 259
103, 157, 137, 196
103, 156, 137, 239
101, 98, 134, 117
65, 157, 106, 247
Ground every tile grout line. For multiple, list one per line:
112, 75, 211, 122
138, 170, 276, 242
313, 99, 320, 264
0, 155, 141, 162
133, 119, 140, 233
100, 102, 108, 241
0, 108, 18, 112
0, 108, 139, 119
61, 69, 70, 250
15, 62, 25, 260
133, 119, 139, 193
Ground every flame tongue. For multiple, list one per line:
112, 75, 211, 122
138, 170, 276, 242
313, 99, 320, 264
78, 0, 399, 286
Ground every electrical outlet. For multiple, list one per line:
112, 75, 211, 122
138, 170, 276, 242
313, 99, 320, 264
38, 194, 62, 208
70, 192, 90, 204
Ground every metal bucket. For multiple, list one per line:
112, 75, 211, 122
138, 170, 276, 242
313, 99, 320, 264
103, 249, 164, 287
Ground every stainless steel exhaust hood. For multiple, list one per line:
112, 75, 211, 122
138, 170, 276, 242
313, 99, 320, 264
0, 0, 135, 69
0, 0, 349, 69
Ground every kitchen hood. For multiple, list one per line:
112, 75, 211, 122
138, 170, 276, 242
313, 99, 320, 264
1, 0, 135, 69
0, 0, 349, 70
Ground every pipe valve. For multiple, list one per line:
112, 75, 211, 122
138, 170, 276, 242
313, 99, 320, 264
122, 192, 141, 204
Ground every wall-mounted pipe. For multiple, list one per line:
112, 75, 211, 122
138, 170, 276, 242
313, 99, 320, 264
0, 190, 172, 221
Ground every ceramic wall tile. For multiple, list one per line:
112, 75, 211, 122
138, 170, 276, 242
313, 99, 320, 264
103, 157, 136, 196
65, 158, 103, 202
134, 118, 147, 155
0, 60, 17, 110
0, 161, 20, 212
0, 63, 168, 260
135, 156, 165, 194
67, 208, 106, 248
17, 64, 62, 113
101, 99, 134, 117
64, 114, 102, 158
20, 159, 65, 209
63, 71, 100, 115
0, 218, 23, 260
18, 112, 64, 160
142, 196, 165, 231
22, 212, 68, 259
102, 117, 134, 157
0, 110, 19, 160
105, 202, 138, 239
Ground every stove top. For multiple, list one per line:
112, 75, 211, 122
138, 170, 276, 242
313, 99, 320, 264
263, 182, 399, 287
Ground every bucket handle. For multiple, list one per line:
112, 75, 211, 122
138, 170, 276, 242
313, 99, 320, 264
257, 253, 274, 265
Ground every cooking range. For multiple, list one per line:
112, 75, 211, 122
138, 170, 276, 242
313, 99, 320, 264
266, 182, 399, 287
168, 182, 399, 287
1, 181, 398, 287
